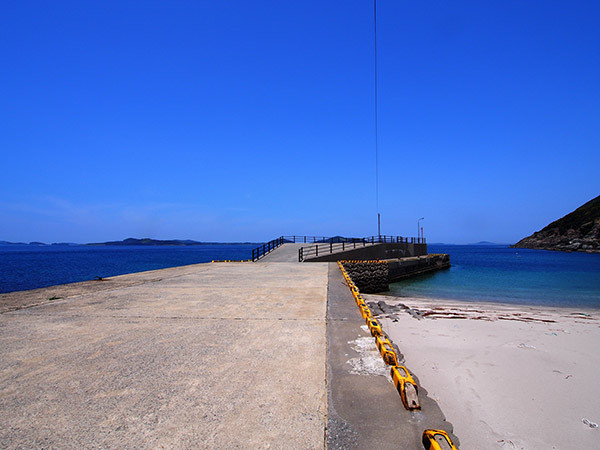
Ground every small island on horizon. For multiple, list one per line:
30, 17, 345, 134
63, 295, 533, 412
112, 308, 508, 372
0, 238, 260, 247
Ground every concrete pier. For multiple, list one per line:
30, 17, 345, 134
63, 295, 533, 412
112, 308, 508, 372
0, 262, 328, 449
0, 251, 455, 449
259, 243, 306, 262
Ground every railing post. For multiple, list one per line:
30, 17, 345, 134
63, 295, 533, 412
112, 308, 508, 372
330, 242, 333, 253
316, 245, 318, 257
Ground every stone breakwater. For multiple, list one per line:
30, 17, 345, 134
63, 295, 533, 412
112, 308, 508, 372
341, 254, 451, 294
341, 261, 389, 294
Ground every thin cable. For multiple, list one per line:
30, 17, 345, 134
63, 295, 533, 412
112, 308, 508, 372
374, 0, 380, 231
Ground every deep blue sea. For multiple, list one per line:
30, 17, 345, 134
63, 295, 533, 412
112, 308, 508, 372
389, 244, 600, 308
0, 244, 258, 294
2, 244, 599, 307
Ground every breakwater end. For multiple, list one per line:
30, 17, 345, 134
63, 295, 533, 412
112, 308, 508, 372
341, 254, 451, 294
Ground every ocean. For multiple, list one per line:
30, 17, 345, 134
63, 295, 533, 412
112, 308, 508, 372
1, 244, 599, 308
389, 244, 600, 308
0, 244, 257, 294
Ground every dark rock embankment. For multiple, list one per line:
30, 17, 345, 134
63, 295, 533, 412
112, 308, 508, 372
512, 194, 600, 253
341, 261, 389, 293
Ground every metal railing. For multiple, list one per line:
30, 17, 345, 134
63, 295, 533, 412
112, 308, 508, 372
252, 236, 284, 262
281, 236, 329, 244
251, 235, 337, 261
298, 235, 426, 262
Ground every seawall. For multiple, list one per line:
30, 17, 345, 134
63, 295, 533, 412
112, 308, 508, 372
303, 242, 427, 263
341, 254, 450, 293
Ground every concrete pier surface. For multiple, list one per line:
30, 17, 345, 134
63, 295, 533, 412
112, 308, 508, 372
259, 242, 306, 262
0, 262, 328, 449
0, 251, 454, 449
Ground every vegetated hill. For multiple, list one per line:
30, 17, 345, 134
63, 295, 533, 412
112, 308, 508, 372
87, 237, 203, 246
0, 241, 49, 246
86, 238, 259, 246
512, 195, 600, 253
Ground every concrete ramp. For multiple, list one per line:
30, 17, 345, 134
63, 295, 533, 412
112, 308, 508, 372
259, 243, 305, 262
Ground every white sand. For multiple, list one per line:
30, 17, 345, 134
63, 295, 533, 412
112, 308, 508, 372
368, 295, 600, 450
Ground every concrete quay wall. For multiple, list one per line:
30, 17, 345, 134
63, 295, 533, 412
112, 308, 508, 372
304, 242, 427, 263
387, 253, 451, 282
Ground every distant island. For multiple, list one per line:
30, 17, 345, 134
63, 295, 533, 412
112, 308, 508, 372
0, 241, 48, 246
87, 238, 259, 246
512, 195, 600, 253
87, 238, 204, 246
0, 238, 259, 246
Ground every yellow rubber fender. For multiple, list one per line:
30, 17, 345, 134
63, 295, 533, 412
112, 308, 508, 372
422, 429, 458, 450
367, 318, 382, 337
359, 304, 372, 319
375, 336, 398, 365
390, 365, 420, 410
375, 334, 391, 352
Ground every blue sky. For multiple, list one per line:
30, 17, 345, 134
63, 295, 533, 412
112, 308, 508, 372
1, 1, 598, 244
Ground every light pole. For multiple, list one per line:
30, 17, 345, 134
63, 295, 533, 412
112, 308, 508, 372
418, 217, 424, 243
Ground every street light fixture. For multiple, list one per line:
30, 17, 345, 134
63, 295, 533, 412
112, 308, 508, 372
418, 217, 424, 243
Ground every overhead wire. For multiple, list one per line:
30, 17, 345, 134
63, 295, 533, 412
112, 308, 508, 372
374, 0, 380, 235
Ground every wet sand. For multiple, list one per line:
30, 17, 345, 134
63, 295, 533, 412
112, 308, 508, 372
366, 294, 600, 450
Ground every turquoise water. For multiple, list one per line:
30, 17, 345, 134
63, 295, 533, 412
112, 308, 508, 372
3, 243, 599, 307
389, 245, 600, 308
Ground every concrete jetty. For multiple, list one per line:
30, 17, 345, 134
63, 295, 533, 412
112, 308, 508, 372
1, 262, 328, 449
259, 242, 307, 262
0, 244, 455, 449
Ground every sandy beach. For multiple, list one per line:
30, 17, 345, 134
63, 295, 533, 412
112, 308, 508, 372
365, 294, 600, 450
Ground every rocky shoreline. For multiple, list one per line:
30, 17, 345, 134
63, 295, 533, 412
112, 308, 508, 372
512, 195, 600, 253
511, 223, 600, 253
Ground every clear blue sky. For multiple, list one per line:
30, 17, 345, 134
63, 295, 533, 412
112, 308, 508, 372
1, 1, 598, 244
